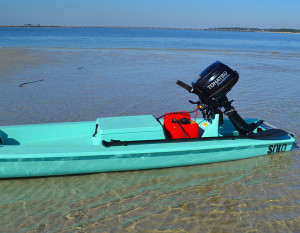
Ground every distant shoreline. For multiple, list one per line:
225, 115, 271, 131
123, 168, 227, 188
1, 25, 300, 34
207, 27, 300, 34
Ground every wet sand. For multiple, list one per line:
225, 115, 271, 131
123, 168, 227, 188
0, 48, 49, 79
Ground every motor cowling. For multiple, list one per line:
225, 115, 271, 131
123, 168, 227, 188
192, 61, 239, 103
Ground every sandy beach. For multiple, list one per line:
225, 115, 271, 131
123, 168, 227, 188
0, 48, 48, 79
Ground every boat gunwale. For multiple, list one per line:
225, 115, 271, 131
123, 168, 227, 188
0, 134, 295, 160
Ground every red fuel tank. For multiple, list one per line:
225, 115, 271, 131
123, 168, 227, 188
164, 112, 199, 139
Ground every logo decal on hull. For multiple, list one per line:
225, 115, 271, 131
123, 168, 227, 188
268, 144, 287, 154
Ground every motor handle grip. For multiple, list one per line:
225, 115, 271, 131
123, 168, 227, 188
176, 80, 193, 93
176, 80, 210, 105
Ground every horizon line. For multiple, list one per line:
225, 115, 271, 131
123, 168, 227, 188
1, 25, 300, 32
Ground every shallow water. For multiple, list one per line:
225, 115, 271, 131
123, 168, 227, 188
1, 152, 299, 232
0, 28, 299, 232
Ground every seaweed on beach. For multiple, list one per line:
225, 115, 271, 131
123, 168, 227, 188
19, 79, 44, 87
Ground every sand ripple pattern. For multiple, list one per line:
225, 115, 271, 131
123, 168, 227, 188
0, 152, 299, 232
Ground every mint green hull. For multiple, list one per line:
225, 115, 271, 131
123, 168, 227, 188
0, 115, 295, 178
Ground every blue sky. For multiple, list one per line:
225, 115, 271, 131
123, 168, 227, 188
1, 0, 300, 29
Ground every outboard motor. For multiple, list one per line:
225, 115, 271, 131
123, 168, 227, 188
177, 61, 260, 135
